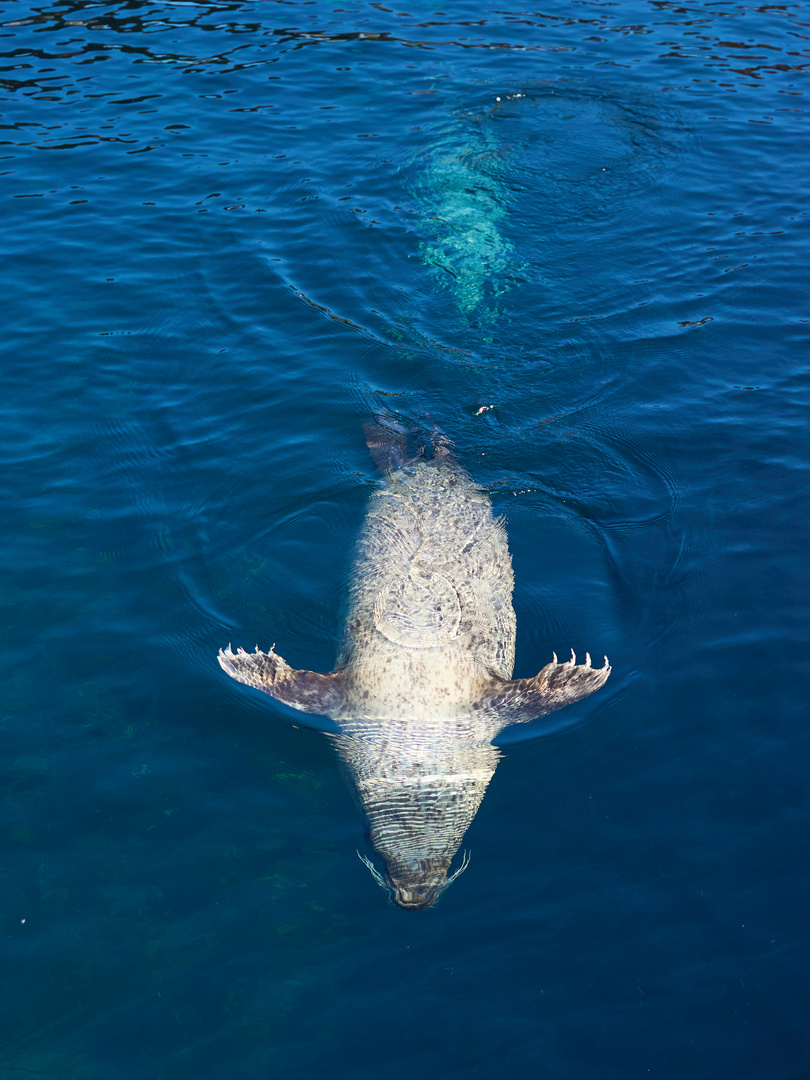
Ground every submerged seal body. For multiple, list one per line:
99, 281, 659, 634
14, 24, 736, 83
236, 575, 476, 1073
219, 420, 610, 909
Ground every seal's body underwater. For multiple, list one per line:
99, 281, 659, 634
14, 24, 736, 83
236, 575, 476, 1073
219, 420, 609, 909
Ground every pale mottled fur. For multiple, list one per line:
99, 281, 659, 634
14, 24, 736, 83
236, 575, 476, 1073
219, 434, 609, 909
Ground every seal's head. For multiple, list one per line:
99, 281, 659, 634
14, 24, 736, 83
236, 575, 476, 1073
358, 851, 470, 910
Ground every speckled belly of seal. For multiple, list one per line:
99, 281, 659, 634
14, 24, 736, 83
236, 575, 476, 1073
218, 419, 610, 909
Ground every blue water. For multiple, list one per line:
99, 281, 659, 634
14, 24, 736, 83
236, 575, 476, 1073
2, 0, 809, 1075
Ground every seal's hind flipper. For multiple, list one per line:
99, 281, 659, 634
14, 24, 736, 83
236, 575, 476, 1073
364, 413, 456, 472
478, 650, 610, 730
427, 418, 456, 463
218, 646, 346, 716
363, 414, 419, 473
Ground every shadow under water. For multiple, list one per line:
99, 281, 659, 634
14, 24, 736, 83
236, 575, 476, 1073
405, 98, 527, 324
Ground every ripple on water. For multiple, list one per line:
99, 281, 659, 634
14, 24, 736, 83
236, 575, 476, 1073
491, 83, 690, 213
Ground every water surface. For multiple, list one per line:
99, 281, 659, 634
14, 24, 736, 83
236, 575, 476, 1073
2, 1, 809, 1077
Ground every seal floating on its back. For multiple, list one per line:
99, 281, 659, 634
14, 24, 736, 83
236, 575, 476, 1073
219, 418, 610, 909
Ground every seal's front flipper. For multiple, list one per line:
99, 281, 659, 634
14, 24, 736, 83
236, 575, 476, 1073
218, 646, 345, 716
479, 651, 610, 730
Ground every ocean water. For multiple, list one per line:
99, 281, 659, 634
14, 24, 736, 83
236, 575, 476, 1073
2, 0, 809, 1076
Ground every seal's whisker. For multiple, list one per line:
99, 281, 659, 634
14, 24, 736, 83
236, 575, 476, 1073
357, 850, 388, 891
443, 849, 471, 890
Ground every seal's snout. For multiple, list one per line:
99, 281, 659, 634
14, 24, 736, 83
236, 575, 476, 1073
391, 884, 442, 911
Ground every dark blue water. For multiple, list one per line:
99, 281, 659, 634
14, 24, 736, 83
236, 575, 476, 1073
3, 0, 809, 1075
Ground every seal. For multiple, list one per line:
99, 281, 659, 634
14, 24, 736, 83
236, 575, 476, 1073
218, 418, 610, 909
